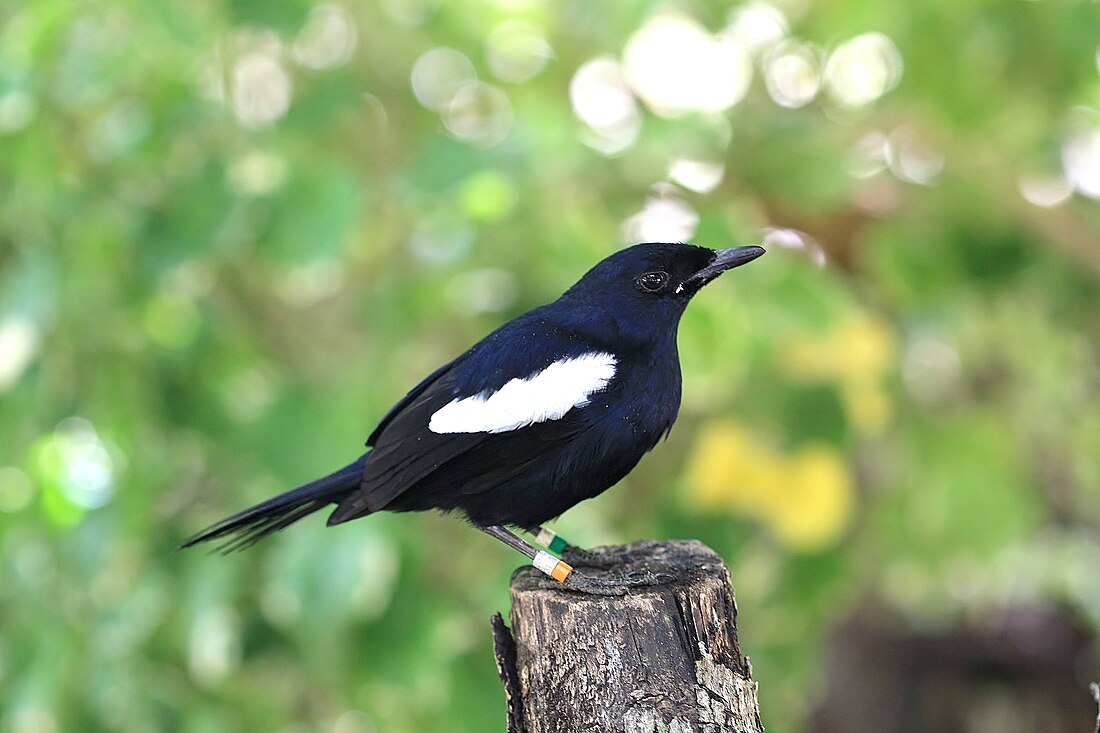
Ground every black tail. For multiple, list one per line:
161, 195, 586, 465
180, 455, 367, 552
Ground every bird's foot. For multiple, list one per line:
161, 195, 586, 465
533, 568, 674, 596
525, 528, 674, 593
528, 527, 640, 569
560, 544, 638, 569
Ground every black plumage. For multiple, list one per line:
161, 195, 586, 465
182, 242, 764, 586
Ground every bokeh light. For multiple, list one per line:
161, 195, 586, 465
188, 607, 240, 685
764, 41, 821, 108
903, 329, 962, 406
668, 159, 725, 194
293, 3, 358, 70
460, 169, 518, 222
762, 227, 826, 267
569, 56, 642, 154
846, 130, 890, 178
442, 81, 512, 147
885, 126, 944, 186
486, 21, 552, 84
227, 150, 288, 197
1061, 127, 1100, 198
33, 418, 118, 517
623, 13, 753, 117
621, 189, 699, 243
1018, 173, 1073, 208
725, 1, 788, 55
0, 466, 34, 513
0, 90, 36, 134
411, 47, 477, 111
823, 32, 903, 108
231, 48, 293, 128
0, 315, 39, 391
201, 30, 296, 129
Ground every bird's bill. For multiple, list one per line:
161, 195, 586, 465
679, 245, 766, 292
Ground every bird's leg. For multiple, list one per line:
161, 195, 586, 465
527, 525, 569, 555
482, 525, 669, 595
527, 525, 639, 570
479, 525, 573, 584
481, 525, 662, 595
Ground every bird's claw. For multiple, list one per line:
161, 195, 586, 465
534, 568, 674, 595
558, 572, 629, 596
560, 545, 636, 569
622, 570, 675, 584
560, 546, 603, 567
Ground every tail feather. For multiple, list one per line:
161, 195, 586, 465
181, 456, 367, 552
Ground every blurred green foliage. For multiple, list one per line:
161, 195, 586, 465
2, 0, 1099, 731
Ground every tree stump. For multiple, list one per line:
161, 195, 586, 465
492, 540, 763, 733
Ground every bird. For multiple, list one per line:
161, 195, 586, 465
182, 242, 765, 593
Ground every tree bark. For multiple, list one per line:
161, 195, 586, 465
1091, 681, 1099, 733
492, 539, 763, 733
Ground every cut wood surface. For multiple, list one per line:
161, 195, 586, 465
492, 540, 763, 733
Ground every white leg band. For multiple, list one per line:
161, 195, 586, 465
533, 550, 558, 577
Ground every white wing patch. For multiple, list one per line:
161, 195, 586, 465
428, 352, 618, 434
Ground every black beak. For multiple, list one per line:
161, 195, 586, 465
678, 245, 765, 293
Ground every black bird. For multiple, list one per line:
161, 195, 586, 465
182, 242, 765, 592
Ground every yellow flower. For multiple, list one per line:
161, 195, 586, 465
765, 446, 854, 552
685, 422, 784, 514
683, 421, 855, 552
778, 312, 897, 436
834, 314, 895, 386
842, 382, 892, 435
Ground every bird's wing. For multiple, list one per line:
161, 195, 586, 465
358, 366, 486, 511
446, 414, 590, 495
358, 315, 617, 513
363, 395, 590, 513
329, 366, 483, 526
366, 359, 455, 447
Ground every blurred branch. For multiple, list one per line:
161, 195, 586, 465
1011, 195, 1100, 282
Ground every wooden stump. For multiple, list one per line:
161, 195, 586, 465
1091, 682, 1099, 733
492, 540, 763, 733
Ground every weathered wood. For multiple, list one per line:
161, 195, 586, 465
1091, 682, 1099, 733
492, 540, 763, 733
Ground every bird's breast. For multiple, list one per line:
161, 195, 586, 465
592, 357, 681, 442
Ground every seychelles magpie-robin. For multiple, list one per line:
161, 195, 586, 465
182, 242, 765, 593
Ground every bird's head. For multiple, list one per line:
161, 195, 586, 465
561, 243, 765, 329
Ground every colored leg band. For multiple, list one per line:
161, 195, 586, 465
535, 528, 569, 555
532, 550, 573, 583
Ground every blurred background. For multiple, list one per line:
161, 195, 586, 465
2, 0, 1099, 731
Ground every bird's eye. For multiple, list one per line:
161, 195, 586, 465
636, 271, 669, 292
